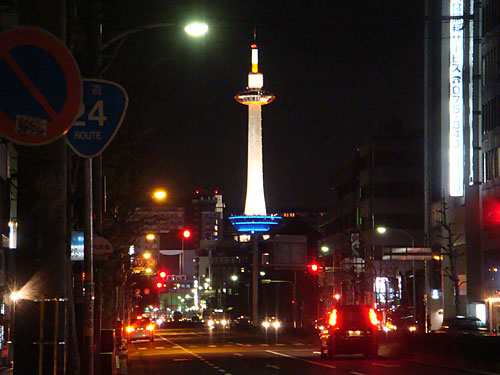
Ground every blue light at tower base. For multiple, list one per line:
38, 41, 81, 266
229, 215, 282, 234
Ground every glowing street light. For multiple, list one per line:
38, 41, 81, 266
146, 233, 155, 240
153, 190, 167, 200
10, 291, 22, 302
376, 227, 387, 234
321, 246, 329, 253
184, 22, 208, 37
143, 252, 151, 259
231, 275, 238, 282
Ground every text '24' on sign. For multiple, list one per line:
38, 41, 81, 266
66, 79, 128, 158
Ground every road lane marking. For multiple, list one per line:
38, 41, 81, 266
351, 372, 366, 375
372, 363, 399, 368
234, 353, 243, 356
208, 345, 217, 347
266, 365, 280, 370
313, 351, 321, 354
173, 358, 192, 361
189, 345, 198, 348
235, 343, 244, 346
157, 334, 232, 375
266, 350, 336, 369
260, 344, 270, 346
293, 343, 303, 346
156, 346, 165, 349
138, 348, 147, 350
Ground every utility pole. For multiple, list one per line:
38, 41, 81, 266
79, 0, 102, 373
252, 235, 259, 326
14, 2, 68, 374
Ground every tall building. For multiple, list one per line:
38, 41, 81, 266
319, 130, 424, 315
423, 0, 500, 330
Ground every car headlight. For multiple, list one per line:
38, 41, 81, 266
126, 326, 135, 333
146, 324, 154, 331
207, 320, 214, 327
221, 320, 227, 326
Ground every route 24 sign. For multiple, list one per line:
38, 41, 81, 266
66, 79, 128, 158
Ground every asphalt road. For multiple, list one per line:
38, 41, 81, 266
125, 328, 492, 375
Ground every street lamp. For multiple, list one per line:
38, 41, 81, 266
231, 275, 238, 282
261, 279, 297, 328
153, 189, 167, 201
146, 233, 155, 241
321, 246, 329, 253
184, 22, 209, 37
376, 226, 417, 327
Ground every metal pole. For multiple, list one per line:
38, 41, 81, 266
252, 235, 259, 326
83, 159, 94, 375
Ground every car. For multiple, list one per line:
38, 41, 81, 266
434, 316, 489, 335
125, 316, 155, 343
320, 305, 379, 359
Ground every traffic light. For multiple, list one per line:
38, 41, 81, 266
159, 271, 167, 279
156, 282, 163, 289
183, 229, 191, 239
309, 263, 320, 272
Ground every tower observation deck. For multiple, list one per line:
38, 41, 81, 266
230, 43, 281, 234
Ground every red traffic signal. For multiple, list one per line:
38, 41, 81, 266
159, 271, 167, 278
183, 229, 191, 239
310, 264, 319, 272
156, 282, 163, 289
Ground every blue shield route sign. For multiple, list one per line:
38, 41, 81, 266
66, 79, 128, 158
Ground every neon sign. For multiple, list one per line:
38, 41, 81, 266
449, 0, 464, 197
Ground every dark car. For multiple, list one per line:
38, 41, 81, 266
125, 317, 155, 343
434, 316, 488, 335
320, 305, 379, 359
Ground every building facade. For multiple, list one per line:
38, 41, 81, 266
319, 130, 425, 325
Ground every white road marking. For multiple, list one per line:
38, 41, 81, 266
266, 365, 280, 370
157, 334, 232, 375
266, 350, 336, 369
313, 351, 321, 354
351, 372, 366, 375
372, 363, 399, 368
156, 346, 165, 349
234, 353, 243, 356
235, 343, 244, 346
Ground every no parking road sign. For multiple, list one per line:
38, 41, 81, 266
0, 27, 82, 145
66, 79, 128, 158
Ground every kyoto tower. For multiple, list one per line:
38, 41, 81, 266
230, 43, 281, 234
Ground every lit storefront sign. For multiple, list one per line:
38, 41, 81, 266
449, 0, 464, 197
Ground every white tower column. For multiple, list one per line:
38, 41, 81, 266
245, 103, 266, 215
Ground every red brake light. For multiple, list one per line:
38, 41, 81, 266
137, 315, 143, 320
369, 308, 378, 326
329, 309, 337, 327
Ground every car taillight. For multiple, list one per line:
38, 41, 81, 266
369, 308, 378, 326
146, 324, 154, 331
126, 326, 135, 333
329, 309, 337, 327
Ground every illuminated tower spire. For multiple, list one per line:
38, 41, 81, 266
235, 43, 275, 216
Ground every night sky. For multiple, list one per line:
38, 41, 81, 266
102, 1, 424, 212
